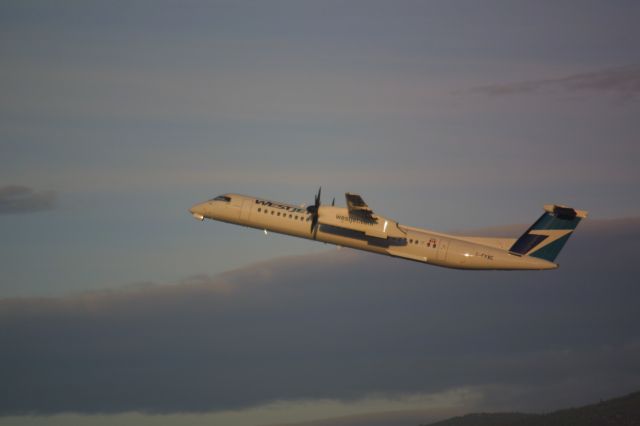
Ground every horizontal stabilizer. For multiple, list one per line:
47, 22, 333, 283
544, 204, 588, 219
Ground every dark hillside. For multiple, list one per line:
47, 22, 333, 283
422, 390, 640, 426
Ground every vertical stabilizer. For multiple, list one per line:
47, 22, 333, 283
510, 205, 588, 262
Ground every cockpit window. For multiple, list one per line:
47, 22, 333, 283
212, 195, 231, 202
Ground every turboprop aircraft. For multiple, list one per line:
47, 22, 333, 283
189, 189, 587, 270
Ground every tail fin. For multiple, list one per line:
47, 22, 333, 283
510, 205, 588, 262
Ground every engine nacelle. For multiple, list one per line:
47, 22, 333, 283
317, 206, 405, 239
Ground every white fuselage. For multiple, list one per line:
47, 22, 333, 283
190, 194, 558, 270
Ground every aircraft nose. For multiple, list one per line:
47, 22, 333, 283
189, 203, 206, 221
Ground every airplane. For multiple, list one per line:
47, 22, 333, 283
189, 189, 587, 270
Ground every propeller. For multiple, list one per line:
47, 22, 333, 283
306, 187, 322, 238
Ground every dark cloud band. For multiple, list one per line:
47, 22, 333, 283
469, 65, 640, 99
0, 218, 639, 415
0, 185, 56, 214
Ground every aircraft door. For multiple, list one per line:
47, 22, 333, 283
240, 199, 252, 222
436, 239, 448, 261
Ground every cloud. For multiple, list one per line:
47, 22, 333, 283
0, 218, 639, 416
469, 65, 640, 99
0, 185, 56, 214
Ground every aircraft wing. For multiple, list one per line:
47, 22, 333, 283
345, 193, 376, 221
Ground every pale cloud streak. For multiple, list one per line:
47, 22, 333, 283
1, 58, 451, 126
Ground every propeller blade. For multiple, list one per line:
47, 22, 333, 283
310, 187, 322, 238
311, 215, 318, 238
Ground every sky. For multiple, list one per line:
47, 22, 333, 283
1, 1, 639, 425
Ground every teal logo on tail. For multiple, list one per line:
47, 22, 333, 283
510, 205, 588, 262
